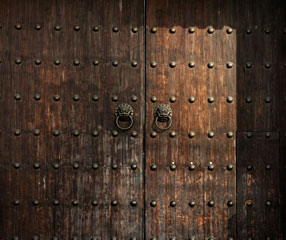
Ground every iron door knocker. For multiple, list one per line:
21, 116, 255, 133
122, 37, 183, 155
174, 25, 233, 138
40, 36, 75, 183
154, 104, 173, 130
114, 103, 134, 130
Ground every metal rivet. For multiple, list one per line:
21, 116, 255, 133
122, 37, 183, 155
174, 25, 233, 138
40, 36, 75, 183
33, 162, 40, 169
208, 200, 214, 207
93, 26, 100, 32
208, 97, 214, 103
73, 59, 80, 66
150, 200, 157, 207
92, 163, 99, 170
150, 164, 157, 171
14, 129, 21, 136
132, 27, 138, 33
14, 162, 20, 169
227, 164, 234, 171
208, 162, 214, 171
53, 94, 60, 101
151, 96, 157, 102
169, 61, 176, 68
131, 131, 138, 137
189, 162, 195, 171
112, 130, 118, 137
188, 61, 195, 68
227, 96, 233, 103
35, 59, 41, 65
34, 93, 41, 100
54, 60, 61, 65
88, 201, 97, 208
14, 199, 20, 205
112, 95, 118, 102
33, 199, 39, 206
227, 200, 234, 207
131, 163, 137, 170
92, 95, 99, 101
169, 96, 176, 103
92, 130, 99, 137
207, 62, 214, 68
265, 132, 272, 138
151, 27, 157, 33
131, 61, 138, 67
130, 200, 137, 207
54, 25, 61, 31
74, 25, 80, 31
189, 97, 195, 103
131, 95, 137, 102
93, 60, 99, 66
14, 94, 21, 100
246, 200, 253, 207
208, 131, 214, 138
112, 27, 119, 32
169, 131, 176, 138
226, 62, 233, 68
207, 27, 214, 34
112, 60, 119, 66
15, 24, 22, 30
35, 24, 41, 30
150, 61, 157, 68
170, 201, 176, 207
265, 200, 272, 206
246, 62, 252, 68
188, 27, 195, 33
72, 200, 79, 206
73, 162, 79, 169
53, 199, 59, 206
111, 200, 118, 206
170, 162, 176, 171
15, 58, 21, 64
169, 27, 176, 33
53, 163, 59, 169
188, 131, 195, 138
227, 132, 234, 138
189, 201, 195, 207
150, 131, 157, 138
112, 164, 118, 170
226, 28, 233, 34
264, 27, 271, 34
73, 95, 80, 101
246, 165, 253, 171
53, 130, 60, 136
265, 62, 271, 69
245, 97, 252, 103
265, 97, 271, 103
265, 164, 271, 170
246, 28, 252, 34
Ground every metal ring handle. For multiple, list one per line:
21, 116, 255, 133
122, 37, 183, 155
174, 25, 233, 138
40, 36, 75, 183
116, 116, 133, 130
155, 116, 172, 130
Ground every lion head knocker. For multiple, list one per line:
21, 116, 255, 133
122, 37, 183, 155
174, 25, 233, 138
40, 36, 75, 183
114, 103, 134, 130
154, 104, 173, 130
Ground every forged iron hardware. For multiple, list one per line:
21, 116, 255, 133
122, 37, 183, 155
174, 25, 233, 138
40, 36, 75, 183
226, 62, 233, 68
112, 26, 119, 32
15, 58, 21, 64
151, 27, 157, 33
112, 95, 119, 101
227, 132, 234, 138
207, 27, 214, 34
207, 62, 214, 68
169, 61, 176, 68
33, 199, 39, 206
15, 24, 22, 30
111, 200, 118, 206
265, 200, 272, 206
189, 201, 195, 207
73, 162, 79, 169
170, 162, 176, 171
170, 201, 176, 207
169, 131, 176, 137
73, 130, 79, 136
112, 60, 119, 66
246, 28, 252, 34
33, 162, 40, 169
246, 62, 252, 68
92, 95, 99, 101
227, 164, 234, 171
154, 104, 173, 130
53, 130, 60, 136
54, 59, 61, 65
150, 131, 157, 138
227, 96, 233, 103
35, 24, 41, 30
13, 200, 20, 206
132, 27, 138, 33
72, 200, 79, 206
188, 131, 195, 138
150, 61, 157, 68
93, 26, 100, 32
34, 93, 41, 100
131, 95, 137, 102
151, 96, 157, 102
264, 27, 271, 34
92, 163, 99, 169
169, 96, 176, 102
265, 132, 272, 138
265, 164, 271, 170
188, 27, 195, 33
150, 164, 157, 171
53, 94, 60, 101
265, 62, 271, 68
112, 130, 119, 137
53, 163, 60, 169
246, 132, 253, 138
226, 28, 233, 34
246, 200, 253, 207
92, 200, 98, 206
130, 163, 137, 170
112, 164, 118, 170
208, 97, 214, 103
169, 27, 176, 33
92, 130, 99, 137
14, 129, 21, 136
150, 200, 157, 207
14, 93, 21, 100
35, 59, 41, 65
246, 165, 253, 171
130, 200, 137, 207
73, 60, 80, 66
189, 162, 196, 171
188, 61, 195, 68
74, 25, 80, 31
208, 200, 214, 207
14, 162, 20, 169
265, 97, 271, 103
208, 131, 214, 138
53, 199, 59, 206
93, 60, 99, 66
245, 97, 252, 103
227, 200, 234, 207
114, 103, 134, 130
131, 131, 137, 137
54, 25, 61, 31
131, 61, 138, 67
208, 162, 214, 171
189, 97, 195, 103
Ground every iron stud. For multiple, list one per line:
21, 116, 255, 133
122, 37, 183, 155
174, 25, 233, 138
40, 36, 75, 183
14, 129, 21, 136
92, 163, 99, 170
53, 130, 60, 136
208, 200, 214, 207
93, 60, 99, 66
227, 96, 233, 103
189, 97, 195, 103
130, 200, 137, 207
92, 95, 99, 101
92, 130, 99, 137
14, 94, 21, 100
169, 27, 176, 33
73, 162, 79, 169
170, 201, 176, 207
132, 27, 138, 33
150, 61, 157, 68
92, 200, 98, 206
112, 27, 119, 32
169, 131, 176, 138
131, 95, 137, 102
207, 27, 214, 34
73, 25, 80, 31
112, 130, 118, 137
53, 94, 60, 101
207, 62, 214, 68
151, 27, 157, 33
189, 162, 196, 171
34, 93, 41, 100
150, 200, 157, 207
93, 26, 100, 32
208, 131, 214, 138
151, 96, 157, 102
131, 131, 137, 137
226, 28, 233, 34
150, 131, 157, 138
227, 200, 234, 207
35, 24, 41, 30
111, 200, 118, 206
170, 96, 176, 102
227, 164, 234, 171
150, 164, 157, 171
188, 61, 195, 68
14, 162, 20, 168
33, 162, 40, 169
189, 201, 195, 207
35, 59, 41, 65
188, 27, 195, 33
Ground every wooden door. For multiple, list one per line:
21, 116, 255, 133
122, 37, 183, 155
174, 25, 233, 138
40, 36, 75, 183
0, 0, 284, 239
